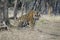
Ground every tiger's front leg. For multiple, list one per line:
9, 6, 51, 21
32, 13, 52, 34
29, 19, 35, 31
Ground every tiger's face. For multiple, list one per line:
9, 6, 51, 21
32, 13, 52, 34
27, 10, 40, 21
33, 11, 40, 21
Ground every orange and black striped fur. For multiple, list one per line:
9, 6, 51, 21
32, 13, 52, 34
11, 10, 40, 29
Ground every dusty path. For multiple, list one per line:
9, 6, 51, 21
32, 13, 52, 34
0, 14, 60, 40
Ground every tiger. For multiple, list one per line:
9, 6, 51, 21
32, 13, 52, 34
10, 10, 40, 30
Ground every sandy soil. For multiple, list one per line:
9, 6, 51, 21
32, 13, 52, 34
0, 15, 60, 40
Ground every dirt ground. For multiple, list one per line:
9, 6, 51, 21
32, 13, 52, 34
0, 10, 60, 40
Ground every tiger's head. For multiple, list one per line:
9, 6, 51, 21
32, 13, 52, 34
33, 11, 40, 21
28, 10, 40, 21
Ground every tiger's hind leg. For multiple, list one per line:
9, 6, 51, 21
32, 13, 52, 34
17, 20, 29, 30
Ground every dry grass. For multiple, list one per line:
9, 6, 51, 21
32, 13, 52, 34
0, 9, 60, 40
41, 15, 60, 22
0, 15, 60, 40
0, 27, 59, 40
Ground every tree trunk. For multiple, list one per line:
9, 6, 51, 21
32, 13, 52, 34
46, 2, 52, 16
13, 0, 18, 19
2, 0, 10, 26
21, 2, 24, 16
48, 6, 52, 16
3, 0, 8, 21
0, 3, 3, 26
